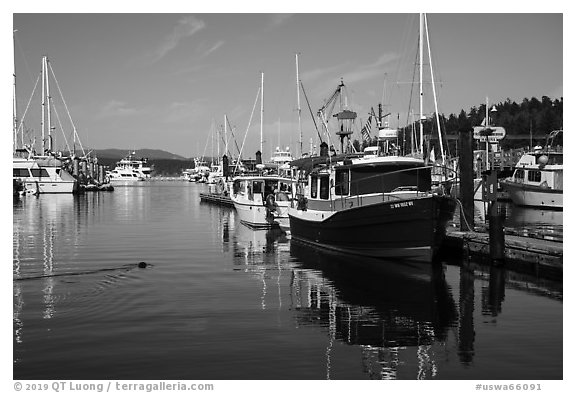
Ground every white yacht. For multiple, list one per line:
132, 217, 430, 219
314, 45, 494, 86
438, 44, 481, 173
501, 132, 563, 209
107, 152, 152, 182
13, 149, 78, 194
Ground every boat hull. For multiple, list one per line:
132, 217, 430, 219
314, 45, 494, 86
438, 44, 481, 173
288, 195, 456, 263
501, 180, 562, 209
23, 179, 77, 194
233, 200, 290, 229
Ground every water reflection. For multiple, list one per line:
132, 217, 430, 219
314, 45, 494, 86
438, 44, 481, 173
289, 241, 459, 379
231, 223, 290, 310
13, 194, 77, 351
464, 200, 562, 241
505, 204, 563, 241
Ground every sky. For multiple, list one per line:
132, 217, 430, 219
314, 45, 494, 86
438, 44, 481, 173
7, 5, 565, 161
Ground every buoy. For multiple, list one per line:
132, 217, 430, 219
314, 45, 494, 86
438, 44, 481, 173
138, 262, 148, 269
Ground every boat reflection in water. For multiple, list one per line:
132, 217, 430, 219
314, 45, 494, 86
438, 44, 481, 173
231, 222, 290, 310
288, 241, 458, 379
505, 204, 563, 241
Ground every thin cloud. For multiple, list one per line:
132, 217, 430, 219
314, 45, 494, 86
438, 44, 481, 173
151, 16, 206, 63
163, 100, 207, 124
342, 53, 400, 84
269, 14, 294, 27
98, 100, 140, 118
202, 40, 224, 57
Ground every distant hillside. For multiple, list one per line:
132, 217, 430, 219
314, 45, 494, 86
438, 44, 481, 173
91, 148, 188, 160
89, 148, 195, 176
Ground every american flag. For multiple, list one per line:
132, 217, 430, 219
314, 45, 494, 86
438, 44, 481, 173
361, 116, 372, 143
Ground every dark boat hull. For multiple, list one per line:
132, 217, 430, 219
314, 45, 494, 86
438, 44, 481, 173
289, 195, 456, 263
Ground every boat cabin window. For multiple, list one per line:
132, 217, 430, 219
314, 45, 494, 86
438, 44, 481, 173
310, 175, 330, 200
30, 168, 50, 178
13, 168, 30, 177
310, 176, 318, 198
319, 176, 330, 200
334, 169, 349, 196
252, 181, 263, 195
528, 170, 541, 182
514, 169, 524, 180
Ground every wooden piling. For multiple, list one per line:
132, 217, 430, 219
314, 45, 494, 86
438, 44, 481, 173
458, 128, 474, 231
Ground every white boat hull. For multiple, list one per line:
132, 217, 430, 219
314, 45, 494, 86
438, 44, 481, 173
109, 177, 145, 183
233, 201, 290, 229
501, 181, 562, 209
23, 179, 77, 194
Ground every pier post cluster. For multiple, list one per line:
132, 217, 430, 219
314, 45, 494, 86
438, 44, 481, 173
70, 156, 109, 190
458, 128, 505, 265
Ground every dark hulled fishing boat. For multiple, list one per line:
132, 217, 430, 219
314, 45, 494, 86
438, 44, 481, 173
288, 151, 456, 263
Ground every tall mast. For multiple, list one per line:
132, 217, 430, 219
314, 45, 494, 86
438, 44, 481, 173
224, 114, 228, 160
45, 56, 53, 152
424, 14, 445, 164
260, 71, 264, 157
13, 30, 18, 152
296, 53, 303, 157
419, 13, 424, 156
41, 56, 46, 153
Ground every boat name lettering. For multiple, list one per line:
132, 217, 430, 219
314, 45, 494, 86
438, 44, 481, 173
390, 201, 414, 209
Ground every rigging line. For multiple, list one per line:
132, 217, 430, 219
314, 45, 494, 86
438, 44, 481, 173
225, 116, 242, 157
50, 97, 72, 153
13, 32, 36, 86
424, 14, 445, 164
393, 14, 418, 107
406, 45, 419, 129
48, 61, 86, 157
299, 81, 322, 143
201, 120, 213, 161
16, 73, 41, 139
235, 86, 261, 173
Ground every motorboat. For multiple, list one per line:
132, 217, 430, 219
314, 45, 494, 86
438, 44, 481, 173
500, 132, 563, 209
13, 150, 78, 194
230, 175, 294, 229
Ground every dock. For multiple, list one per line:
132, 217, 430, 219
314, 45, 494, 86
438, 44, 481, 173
441, 228, 562, 279
199, 192, 234, 207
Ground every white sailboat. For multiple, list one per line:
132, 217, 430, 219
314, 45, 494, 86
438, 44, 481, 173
230, 72, 295, 229
13, 54, 78, 194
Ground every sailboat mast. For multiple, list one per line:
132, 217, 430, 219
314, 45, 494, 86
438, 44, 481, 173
45, 56, 53, 152
260, 71, 264, 157
13, 30, 18, 153
224, 114, 228, 160
419, 13, 424, 156
41, 56, 46, 153
424, 14, 445, 164
296, 53, 303, 157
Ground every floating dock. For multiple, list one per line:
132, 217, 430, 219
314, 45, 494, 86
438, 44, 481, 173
441, 228, 562, 279
199, 192, 234, 207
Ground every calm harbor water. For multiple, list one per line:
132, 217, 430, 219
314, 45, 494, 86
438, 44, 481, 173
13, 182, 562, 380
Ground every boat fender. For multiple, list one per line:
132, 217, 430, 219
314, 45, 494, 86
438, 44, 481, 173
297, 195, 308, 211
266, 194, 277, 212
537, 155, 549, 166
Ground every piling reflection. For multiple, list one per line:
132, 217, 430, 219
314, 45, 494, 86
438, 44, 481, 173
289, 241, 459, 379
